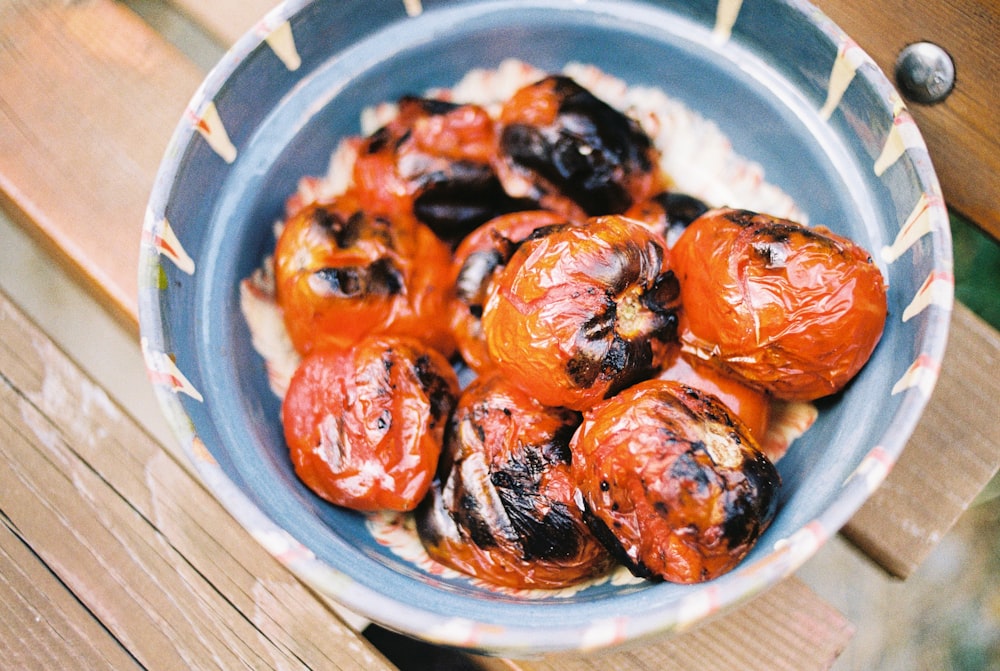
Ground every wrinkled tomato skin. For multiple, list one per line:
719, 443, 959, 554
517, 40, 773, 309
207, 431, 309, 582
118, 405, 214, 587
273, 198, 457, 357
415, 372, 613, 589
352, 97, 498, 208
570, 379, 780, 584
656, 345, 771, 441
281, 336, 459, 512
482, 215, 680, 411
449, 210, 574, 372
671, 208, 888, 401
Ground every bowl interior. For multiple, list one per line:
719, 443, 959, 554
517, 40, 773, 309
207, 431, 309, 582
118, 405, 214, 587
140, 0, 951, 655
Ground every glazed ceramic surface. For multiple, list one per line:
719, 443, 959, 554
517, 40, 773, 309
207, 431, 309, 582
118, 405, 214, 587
139, 0, 952, 656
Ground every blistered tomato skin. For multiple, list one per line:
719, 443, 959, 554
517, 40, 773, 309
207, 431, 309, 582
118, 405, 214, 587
498, 75, 665, 219
415, 372, 613, 589
672, 208, 889, 401
273, 199, 457, 357
281, 336, 459, 512
482, 215, 680, 411
570, 379, 780, 584
449, 210, 574, 372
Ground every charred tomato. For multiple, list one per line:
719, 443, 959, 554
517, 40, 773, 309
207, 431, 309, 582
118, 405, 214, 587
671, 208, 888, 401
282, 335, 459, 512
570, 379, 780, 584
497, 75, 665, 219
352, 96, 532, 244
273, 197, 456, 357
481, 215, 680, 411
416, 372, 613, 589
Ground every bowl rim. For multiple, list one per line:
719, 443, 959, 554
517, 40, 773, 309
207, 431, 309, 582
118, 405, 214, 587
138, 0, 953, 656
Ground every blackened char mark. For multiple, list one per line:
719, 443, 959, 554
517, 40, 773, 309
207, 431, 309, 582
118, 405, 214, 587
490, 446, 581, 561
412, 354, 458, 427
581, 503, 658, 581
312, 257, 403, 298
654, 191, 710, 230
311, 206, 395, 250
640, 270, 680, 341
413, 161, 536, 244
501, 75, 656, 216
454, 249, 505, 308
566, 302, 655, 396
667, 440, 780, 551
404, 95, 461, 117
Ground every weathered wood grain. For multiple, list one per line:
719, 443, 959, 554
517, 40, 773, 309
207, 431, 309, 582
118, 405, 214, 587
0, 292, 395, 671
0, 514, 142, 670
0, 0, 204, 330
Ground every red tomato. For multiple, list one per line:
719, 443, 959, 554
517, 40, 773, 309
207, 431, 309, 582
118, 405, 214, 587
351, 96, 528, 244
273, 197, 456, 357
282, 336, 459, 512
671, 208, 888, 401
497, 75, 666, 219
482, 215, 680, 411
351, 97, 497, 213
448, 210, 574, 372
570, 379, 780, 584
416, 372, 613, 589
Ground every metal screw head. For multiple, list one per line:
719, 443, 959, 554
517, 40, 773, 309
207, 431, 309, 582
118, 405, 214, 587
895, 41, 956, 105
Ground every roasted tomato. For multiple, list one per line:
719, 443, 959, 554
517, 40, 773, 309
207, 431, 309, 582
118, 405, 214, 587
570, 379, 780, 584
671, 208, 888, 401
498, 75, 665, 219
625, 190, 710, 248
282, 335, 459, 512
273, 197, 456, 357
352, 96, 533, 243
449, 210, 574, 372
416, 372, 613, 588
481, 215, 680, 411
656, 345, 771, 441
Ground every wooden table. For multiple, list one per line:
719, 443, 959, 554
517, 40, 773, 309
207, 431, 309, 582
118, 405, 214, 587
1, 1, 997, 669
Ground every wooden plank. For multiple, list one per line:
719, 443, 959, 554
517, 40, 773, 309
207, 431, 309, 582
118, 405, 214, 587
0, 0, 204, 331
487, 577, 853, 671
0, 291, 395, 671
0, 515, 142, 670
817, 0, 1000, 240
841, 303, 1000, 577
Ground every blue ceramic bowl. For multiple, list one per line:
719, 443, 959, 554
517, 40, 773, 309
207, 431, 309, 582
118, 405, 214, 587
139, 0, 952, 657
